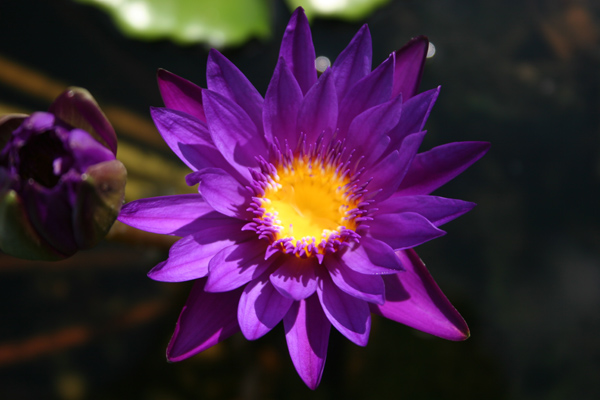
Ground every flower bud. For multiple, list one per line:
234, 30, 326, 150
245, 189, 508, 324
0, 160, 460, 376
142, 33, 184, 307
0, 88, 126, 260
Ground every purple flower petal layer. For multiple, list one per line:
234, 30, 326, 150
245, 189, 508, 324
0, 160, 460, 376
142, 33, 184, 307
325, 255, 385, 304
279, 8, 317, 95
397, 141, 490, 196
148, 222, 251, 282
150, 108, 241, 179
364, 130, 425, 201
284, 296, 331, 390
195, 168, 253, 220
317, 272, 371, 346
263, 58, 303, 146
340, 237, 403, 275
167, 279, 242, 361
118, 194, 218, 236
376, 195, 476, 227
368, 212, 446, 250
238, 277, 293, 340
270, 257, 318, 300
337, 54, 394, 135
297, 68, 338, 144
157, 69, 206, 123
371, 249, 470, 341
346, 94, 402, 166
331, 25, 372, 100
205, 240, 274, 292
206, 50, 264, 132
202, 90, 268, 182
388, 87, 439, 150
392, 36, 428, 100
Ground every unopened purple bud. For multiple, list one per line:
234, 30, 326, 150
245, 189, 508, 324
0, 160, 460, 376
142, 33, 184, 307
0, 88, 126, 260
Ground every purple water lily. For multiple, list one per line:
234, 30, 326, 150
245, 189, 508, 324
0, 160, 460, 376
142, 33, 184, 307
118, 8, 489, 389
0, 88, 126, 261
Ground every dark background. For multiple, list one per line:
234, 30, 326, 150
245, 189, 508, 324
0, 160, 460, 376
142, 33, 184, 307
1, 0, 599, 399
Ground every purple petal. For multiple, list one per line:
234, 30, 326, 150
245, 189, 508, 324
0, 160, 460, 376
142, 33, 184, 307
205, 240, 274, 292
369, 212, 446, 250
284, 296, 331, 390
21, 182, 77, 256
371, 249, 469, 340
195, 168, 253, 220
206, 49, 264, 131
388, 87, 439, 150
376, 195, 476, 227
68, 129, 114, 169
167, 279, 242, 361
118, 194, 219, 236
337, 53, 394, 135
148, 222, 251, 282
392, 36, 428, 100
48, 87, 117, 155
397, 141, 491, 196
263, 58, 303, 146
317, 272, 371, 346
150, 108, 242, 179
202, 90, 268, 181
340, 237, 403, 275
270, 257, 318, 300
363, 151, 401, 201
238, 277, 293, 340
279, 7, 317, 95
365, 131, 426, 201
331, 25, 372, 100
346, 94, 401, 166
296, 67, 338, 144
157, 69, 206, 123
325, 255, 385, 304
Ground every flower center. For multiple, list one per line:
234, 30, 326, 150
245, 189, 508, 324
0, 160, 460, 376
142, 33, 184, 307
263, 156, 357, 243
17, 130, 72, 188
249, 148, 366, 258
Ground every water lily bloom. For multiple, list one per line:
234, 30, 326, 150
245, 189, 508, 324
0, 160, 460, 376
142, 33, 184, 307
118, 8, 489, 389
0, 88, 126, 261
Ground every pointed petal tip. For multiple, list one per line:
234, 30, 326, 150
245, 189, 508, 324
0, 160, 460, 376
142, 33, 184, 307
156, 67, 169, 78
49, 87, 118, 155
406, 35, 429, 47
156, 68, 179, 85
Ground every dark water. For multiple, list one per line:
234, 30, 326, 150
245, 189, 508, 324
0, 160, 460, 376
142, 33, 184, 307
1, 0, 599, 399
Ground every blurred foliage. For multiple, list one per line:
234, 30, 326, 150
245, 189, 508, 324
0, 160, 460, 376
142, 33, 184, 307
73, 0, 390, 47
73, 0, 271, 47
287, 0, 390, 21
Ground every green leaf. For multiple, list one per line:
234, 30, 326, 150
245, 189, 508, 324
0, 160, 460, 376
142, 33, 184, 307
74, 0, 271, 48
285, 0, 390, 21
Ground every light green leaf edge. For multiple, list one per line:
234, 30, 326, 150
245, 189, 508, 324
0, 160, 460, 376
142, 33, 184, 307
74, 0, 272, 48
285, 0, 391, 21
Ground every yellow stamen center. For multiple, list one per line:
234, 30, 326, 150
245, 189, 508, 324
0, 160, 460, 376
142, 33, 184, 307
261, 157, 357, 247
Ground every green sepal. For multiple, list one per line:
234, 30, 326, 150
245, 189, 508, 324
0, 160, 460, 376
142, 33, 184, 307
72, 160, 127, 249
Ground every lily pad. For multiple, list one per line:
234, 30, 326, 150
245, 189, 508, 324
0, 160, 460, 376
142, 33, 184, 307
286, 0, 390, 21
74, 0, 271, 47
